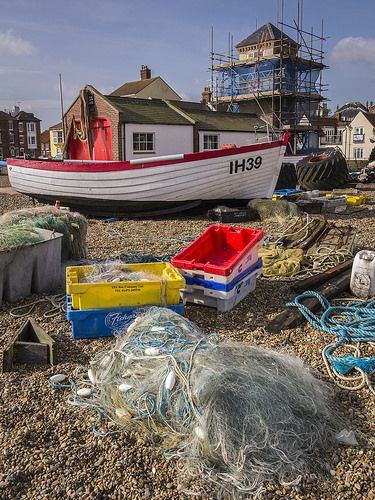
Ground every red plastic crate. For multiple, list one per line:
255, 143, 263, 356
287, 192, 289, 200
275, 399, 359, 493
171, 225, 264, 277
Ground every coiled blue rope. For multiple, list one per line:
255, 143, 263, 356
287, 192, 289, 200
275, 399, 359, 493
287, 291, 375, 375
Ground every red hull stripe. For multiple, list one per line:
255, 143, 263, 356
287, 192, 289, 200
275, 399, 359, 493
7, 139, 283, 173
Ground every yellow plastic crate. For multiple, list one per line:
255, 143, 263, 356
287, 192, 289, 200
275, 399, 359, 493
346, 195, 367, 206
66, 262, 185, 310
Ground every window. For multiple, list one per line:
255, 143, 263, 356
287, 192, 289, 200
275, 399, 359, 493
9, 131, 14, 144
0, 147, 3, 160
354, 148, 363, 159
133, 132, 155, 152
10, 147, 15, 157
203, 134, 219, 150
28, 136, 36, 145
19, 134, 24, 144
53, 131, 63, 144
8, 120, 13, 131
27, 123, 35, 132
18, 122, 23, 132
354, 127, 364, 135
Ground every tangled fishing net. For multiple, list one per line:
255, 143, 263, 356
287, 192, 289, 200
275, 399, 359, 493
0, 224, 44, 252
0, 206, 87, 259
79, 261, 161, 284
248, 199, 301, 221
68, 308, 349, 496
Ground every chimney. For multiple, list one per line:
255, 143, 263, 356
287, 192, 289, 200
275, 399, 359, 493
11, 105, 20, 117
140, 65, 151, 80
201, 86, 212, 105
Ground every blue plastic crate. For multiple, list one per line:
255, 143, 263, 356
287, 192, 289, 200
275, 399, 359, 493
66, 295, 185, 340
184, 259, 262, 292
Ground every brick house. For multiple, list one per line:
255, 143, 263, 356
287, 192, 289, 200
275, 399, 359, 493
40, 130, 51, 157
64, 85, 264, 161
0, 107, 41, 159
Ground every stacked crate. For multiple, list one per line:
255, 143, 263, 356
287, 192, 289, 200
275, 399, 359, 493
65, 262, 185, 339
172, 225, 263, 312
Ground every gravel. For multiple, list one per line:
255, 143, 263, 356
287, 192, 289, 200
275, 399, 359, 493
0, 185, 374, 499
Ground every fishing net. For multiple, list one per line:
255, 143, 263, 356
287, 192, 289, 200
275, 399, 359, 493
0, 206, 88, 259
0, 224, 44, 252
248, 199, 301, 221
79, 261, 162, 284
69, 308, 348, 496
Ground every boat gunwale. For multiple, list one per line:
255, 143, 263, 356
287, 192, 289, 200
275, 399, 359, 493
7, 137, 286, 173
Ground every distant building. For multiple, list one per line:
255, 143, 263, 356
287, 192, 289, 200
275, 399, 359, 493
40, 130, 51, 157
0, 106, 41, 159
63, 85, 265, 161
49, 122, 64, 158
110, 65, 181, 101
318, 105, 375, 163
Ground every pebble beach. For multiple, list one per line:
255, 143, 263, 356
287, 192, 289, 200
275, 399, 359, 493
0, 177, 374, 500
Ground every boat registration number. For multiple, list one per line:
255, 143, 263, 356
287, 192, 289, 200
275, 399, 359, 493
229, 156, 262, 174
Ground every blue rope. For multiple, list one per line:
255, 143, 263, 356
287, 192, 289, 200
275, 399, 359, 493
287, 291, 375, 375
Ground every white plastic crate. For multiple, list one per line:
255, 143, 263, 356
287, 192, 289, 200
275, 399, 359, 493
176, 241, 262, 285
181, 267, 260, 311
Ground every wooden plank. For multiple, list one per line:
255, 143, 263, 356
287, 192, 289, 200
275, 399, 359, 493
267, 269, 351, 333
291, 259, 353, 293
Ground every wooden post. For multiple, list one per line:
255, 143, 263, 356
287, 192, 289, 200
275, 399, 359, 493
267, 269, 351, 333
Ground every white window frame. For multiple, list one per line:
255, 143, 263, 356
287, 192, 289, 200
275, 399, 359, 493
27, 123, 35, 132
354, 147, 363, 159
9, 131, 14, 144
354, 126, 364, 135
203, 134, 220, 150
53, 130, 63, 144
18, 122, 24, 132
19, 134, 24, 144
132, 132, 155, 153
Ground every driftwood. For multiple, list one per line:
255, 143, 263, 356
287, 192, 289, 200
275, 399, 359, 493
290, 258, 354, 293
267, 269, 351, 333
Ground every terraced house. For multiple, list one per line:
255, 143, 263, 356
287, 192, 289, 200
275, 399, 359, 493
0, 106, 41, 160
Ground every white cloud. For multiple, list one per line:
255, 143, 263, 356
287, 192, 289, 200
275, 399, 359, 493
331, 36, 375, 65
0, 30, 34, 56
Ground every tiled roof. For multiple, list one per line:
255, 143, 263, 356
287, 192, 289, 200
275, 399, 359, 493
105, 96, 192, 125
236, 22, 297, 48
16, 111, 41, 121
49, 122, 62, 130
172, 102, 264, 131
0, 110, 11, 120
363, 112, 375, 127
110, 77, 158, 97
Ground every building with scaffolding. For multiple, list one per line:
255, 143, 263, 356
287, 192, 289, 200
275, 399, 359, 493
210, 21, 327, 152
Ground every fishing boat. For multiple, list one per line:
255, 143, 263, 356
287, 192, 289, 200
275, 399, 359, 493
7, 134, 289, 216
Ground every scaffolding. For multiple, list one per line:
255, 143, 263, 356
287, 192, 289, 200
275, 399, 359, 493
209, 1, 327, 152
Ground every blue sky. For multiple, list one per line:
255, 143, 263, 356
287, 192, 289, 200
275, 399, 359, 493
1, 0, 374, 128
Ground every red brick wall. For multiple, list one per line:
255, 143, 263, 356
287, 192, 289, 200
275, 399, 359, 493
65, 89, 121, 160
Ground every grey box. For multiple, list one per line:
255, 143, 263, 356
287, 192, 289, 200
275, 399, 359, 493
0, 228, 63, 305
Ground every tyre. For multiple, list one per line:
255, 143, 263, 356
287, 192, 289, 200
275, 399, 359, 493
296, 149, 349, 191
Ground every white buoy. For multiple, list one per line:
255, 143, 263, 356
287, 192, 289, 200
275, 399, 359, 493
115, 408, 131, 419
165, 371, 176, 391
144, 347, 160, 356
49, 374, 67, 384
194, 426, 205, 440
87, 368, 96, 385
77, 388, 92, 398
118, 382, 132, 393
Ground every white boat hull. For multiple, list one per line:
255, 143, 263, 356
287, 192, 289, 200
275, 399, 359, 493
7, 137, 287, 215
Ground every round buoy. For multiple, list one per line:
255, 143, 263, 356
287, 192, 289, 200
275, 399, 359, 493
220, 143, 237, 150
